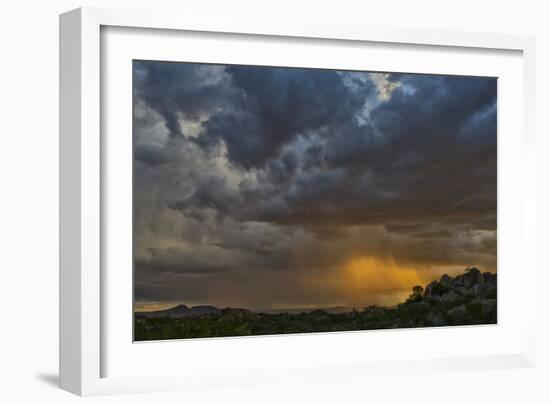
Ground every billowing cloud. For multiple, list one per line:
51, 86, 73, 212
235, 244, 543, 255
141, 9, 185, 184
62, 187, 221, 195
133, 60, 497, 310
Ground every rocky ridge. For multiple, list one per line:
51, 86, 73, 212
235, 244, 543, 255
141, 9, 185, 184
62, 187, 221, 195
366, 267, 497, 328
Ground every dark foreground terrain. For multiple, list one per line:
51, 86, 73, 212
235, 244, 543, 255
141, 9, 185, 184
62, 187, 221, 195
134, 267, 496, 341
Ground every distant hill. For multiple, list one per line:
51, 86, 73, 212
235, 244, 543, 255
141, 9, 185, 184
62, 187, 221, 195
135, 304, 353, 318
262, 306, 353, 314
135, 304, 221, 318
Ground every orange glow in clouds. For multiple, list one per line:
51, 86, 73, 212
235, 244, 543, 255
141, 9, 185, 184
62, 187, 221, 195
342, 256, 436, 306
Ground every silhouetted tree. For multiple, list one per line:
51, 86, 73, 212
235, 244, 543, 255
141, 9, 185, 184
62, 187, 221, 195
407, 285, 424, 302
412, 285, 423, 298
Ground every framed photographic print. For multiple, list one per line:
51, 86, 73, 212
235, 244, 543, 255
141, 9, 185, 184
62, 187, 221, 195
60, 7, 537, 396
132, 60, 499, 341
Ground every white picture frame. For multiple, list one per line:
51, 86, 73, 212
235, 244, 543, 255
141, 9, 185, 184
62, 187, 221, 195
59, 6, 537, 396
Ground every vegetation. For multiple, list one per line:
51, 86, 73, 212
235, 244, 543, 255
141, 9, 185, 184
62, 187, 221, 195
134, 268, 496, 341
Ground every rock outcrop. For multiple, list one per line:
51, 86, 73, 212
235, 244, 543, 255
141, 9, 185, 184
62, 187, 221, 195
359, 267, 497, 329
403, 267, 496, 327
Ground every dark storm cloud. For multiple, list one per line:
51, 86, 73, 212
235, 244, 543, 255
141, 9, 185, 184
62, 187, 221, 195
164, 72, 496, 233
133, 61, 497, 308
134, 61, 233, 138
136, 246, 227, 274
134, 143, 171, 166
332, 75, 496, 169
197, 66, 372, 169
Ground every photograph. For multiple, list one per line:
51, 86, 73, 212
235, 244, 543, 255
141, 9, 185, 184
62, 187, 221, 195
132, 60, 497, 341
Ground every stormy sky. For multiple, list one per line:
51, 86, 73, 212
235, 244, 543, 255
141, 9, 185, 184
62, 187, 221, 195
133, 60, 497, 312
